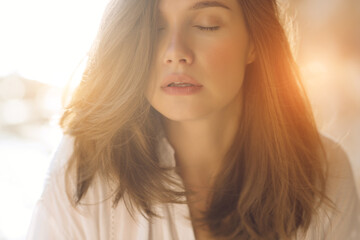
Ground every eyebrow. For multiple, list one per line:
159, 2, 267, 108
190, 1, 231, 11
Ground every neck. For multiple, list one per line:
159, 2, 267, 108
161, 96, 242, 188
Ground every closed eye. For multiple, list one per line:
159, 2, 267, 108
157, 25, 220, 32
193, 25, 220, 31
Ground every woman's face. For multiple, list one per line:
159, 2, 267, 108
146, 0, 255, 121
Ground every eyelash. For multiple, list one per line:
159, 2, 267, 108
157, 26, 220, 32
194, 25, 220, 31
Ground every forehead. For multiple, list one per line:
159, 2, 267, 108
158, 0, 238, 13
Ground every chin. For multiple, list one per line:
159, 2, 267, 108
158, 108, 211, 122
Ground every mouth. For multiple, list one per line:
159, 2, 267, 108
167, 82, 197, 87
161, 73, 202, 88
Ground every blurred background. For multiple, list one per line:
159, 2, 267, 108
0, 0, 359, 239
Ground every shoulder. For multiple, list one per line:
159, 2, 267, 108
320, 134, 352, 177
319, 133, 358, 205
41, 134, 75, 176
309, 134, 360, 239
319, 134, 358, 199
45, 134, 116, 205
27, 134, 114, 239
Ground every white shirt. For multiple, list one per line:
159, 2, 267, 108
27, 134, 360, 239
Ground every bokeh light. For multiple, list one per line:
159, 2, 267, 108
0, 1, 108, 239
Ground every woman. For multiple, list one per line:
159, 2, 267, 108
27, 0, 360, 239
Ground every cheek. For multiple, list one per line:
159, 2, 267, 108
201, 36, 249, 89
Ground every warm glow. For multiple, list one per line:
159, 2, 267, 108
0, 0, 109, 87
0, 1, 359, 239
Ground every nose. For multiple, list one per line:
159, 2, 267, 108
163, 30, 194, 65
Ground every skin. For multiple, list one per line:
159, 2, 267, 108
145, 0, 255, 238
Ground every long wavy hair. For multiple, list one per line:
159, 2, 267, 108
60, 0, 332, 239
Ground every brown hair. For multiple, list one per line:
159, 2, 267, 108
60, 0, 332, 239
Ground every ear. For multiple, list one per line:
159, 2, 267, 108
246, 41, 256, 64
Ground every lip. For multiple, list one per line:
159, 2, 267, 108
161, 73, 202, 88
